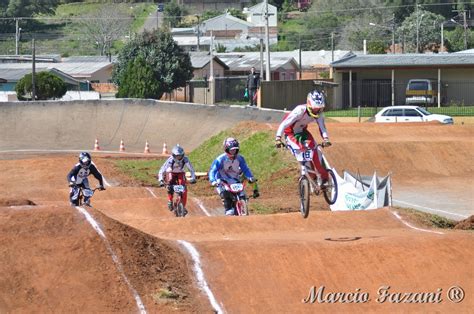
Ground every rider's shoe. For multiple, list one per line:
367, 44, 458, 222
84, 200, 91, 207
183, 208, 188, 217
320, 179, 329, 189
225, 208, 235, 216
167, 201, 173, 211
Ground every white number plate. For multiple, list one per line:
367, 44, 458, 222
295, 149, 313, 162
173, 185, 185, 193
230, 183, 244, 192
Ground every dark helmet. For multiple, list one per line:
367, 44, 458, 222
223, 137, 239, 158
171, 145, 185, 162
79, 152, 91, 168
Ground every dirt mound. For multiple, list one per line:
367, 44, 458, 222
0, 205, 209, 312
0, 198, 36, 206
454, 215, 474, 230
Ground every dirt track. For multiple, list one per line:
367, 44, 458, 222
1, 103, 473, 312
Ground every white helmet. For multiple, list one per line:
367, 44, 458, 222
171, 145, 184, 162
306, 90, 325, 118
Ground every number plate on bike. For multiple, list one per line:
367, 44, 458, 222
229, 183, 244, 192
295, 149, 314, 162
173, 185, 185, 193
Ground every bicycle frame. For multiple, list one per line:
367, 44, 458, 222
170, 184, 186, 217
220, 181, 249, 216
73, 185, 100, 206
292, 144, 328, 195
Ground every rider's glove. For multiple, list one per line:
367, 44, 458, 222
275, 137, 283, 148
322, 139, 332, 147
189, 178, 197, 184
99, 185, 106, 191
68, 181, 75, 187
159, 180, 165, 187
253, 189, 260, 198
211, 179, 221, 187
248, 177, 256, 183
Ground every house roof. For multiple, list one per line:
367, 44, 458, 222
216, 53, 299, 71
202, 13, 254, 29
62, 56, 117, 63
189, 52, 229, 69
0, 67, 82, 84
0, 55, 61, 63
173, 36, 212, 46
331, 53, 474, 69
217, 50, 356, 69
0, 62, 112, 78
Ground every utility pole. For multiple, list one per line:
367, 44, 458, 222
391, 13, 395, 54
31, 39, 36, 101
259, 38, 264, 78
264, 0, 271, 81
298, 35, 302, 79
196, 15, 200, 52
331, 32, 334, 62
15, 18, 21, 55
462, 11, 468, 50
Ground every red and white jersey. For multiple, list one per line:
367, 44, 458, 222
276, 104, 329, 139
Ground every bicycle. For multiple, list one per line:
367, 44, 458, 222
166, 184, 187, 217
71, 184, 103, 207
288, 143, 338, 218
218, 179, 259, 216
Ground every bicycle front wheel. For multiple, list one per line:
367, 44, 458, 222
175, 202, 185, 217
299, 176, 310, 218
323, 169, 338, 205
236, 199, 249, 216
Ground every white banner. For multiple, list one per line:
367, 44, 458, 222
330, 170, 391, 211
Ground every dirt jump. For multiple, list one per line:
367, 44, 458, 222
0, 101, 473, 313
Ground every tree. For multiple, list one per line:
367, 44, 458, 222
164, 0, 187, 28
15, 71, 67, 101
78, 4, 131, 56
368, 41, 387, 54
113, 30, 193, 99
397, 9, 444, 52
226, 8, 246, 20
445, 27, 474, 52
116, 56, 162, 99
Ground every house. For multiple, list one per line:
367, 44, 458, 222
330, 53, 474, 108
0, 67, 85, 92
0, 55, 114, 83
176, 0, 251, 12
190, 51, 228, 79
243, 2, 277, 27
216, 52, 299, 80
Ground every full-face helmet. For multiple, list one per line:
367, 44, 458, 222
79, 152, 92, 168
223, 137, 239, 158
171, 145, 185, 162
306, 90, 325, 118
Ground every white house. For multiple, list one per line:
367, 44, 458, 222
244, 2, 277, 27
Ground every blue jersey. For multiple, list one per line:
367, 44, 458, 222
209, 153, 253, 183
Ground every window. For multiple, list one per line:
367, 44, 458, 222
408, 81, 429, 91
404, 109, 422, 117
382, 109, 403, 116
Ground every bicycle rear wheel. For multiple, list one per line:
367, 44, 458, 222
323, 169, 338, 205
299, 176, 310, 218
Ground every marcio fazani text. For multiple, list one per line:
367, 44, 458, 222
301, 285, 464, 304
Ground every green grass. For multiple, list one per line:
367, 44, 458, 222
325, 106, 474, 117
114, 158, 165, 186
395, 206, 457, 229
114, 126, 294, 189
0, 2, 156, 56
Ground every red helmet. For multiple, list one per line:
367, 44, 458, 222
223, 137, 239, 158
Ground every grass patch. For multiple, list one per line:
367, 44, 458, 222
250, 202, 278, 214
114, 158, 164, 186
394, 206, 457, 229
113, 124, 293, 189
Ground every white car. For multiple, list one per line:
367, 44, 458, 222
374, 106, 453, 124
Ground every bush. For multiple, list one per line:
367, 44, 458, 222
15, 71, 67, 101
